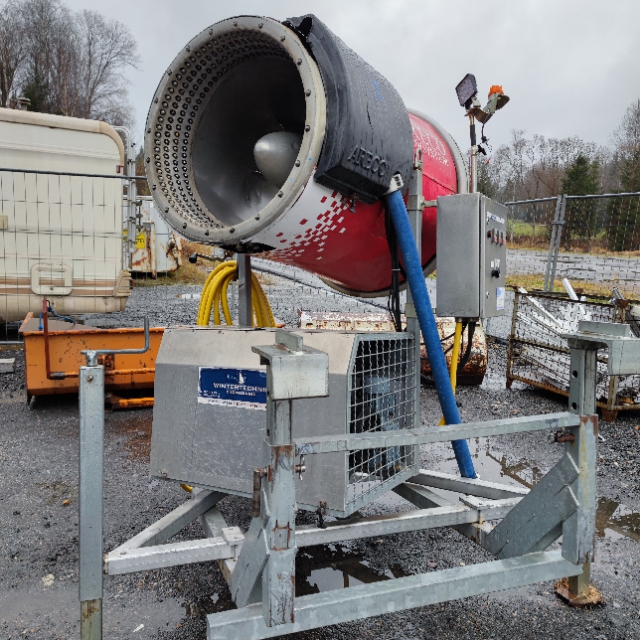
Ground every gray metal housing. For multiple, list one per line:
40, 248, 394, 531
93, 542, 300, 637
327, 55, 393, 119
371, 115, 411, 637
436, 193, 508, 319
151, 327, 417, 516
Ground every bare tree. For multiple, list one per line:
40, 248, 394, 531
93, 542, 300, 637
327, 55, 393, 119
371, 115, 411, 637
489, 130, 604, 203
1, 0, 139, 126
612, 99, 640, 192
0, 0, 27, 107
74, 10, 139, 124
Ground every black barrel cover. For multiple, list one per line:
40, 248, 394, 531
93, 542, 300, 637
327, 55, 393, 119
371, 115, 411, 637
284, 15, 413, 204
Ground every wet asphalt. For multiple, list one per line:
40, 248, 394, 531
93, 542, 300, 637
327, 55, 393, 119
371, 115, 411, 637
0, 275, 639, 640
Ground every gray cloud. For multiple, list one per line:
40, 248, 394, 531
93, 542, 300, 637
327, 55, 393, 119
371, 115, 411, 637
65, 0, 640, 155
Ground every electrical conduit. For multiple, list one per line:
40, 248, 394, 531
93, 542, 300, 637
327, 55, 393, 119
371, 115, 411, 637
383, 187, 477, 479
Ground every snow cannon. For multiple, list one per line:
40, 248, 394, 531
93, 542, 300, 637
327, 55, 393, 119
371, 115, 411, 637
144, 14, 467, 297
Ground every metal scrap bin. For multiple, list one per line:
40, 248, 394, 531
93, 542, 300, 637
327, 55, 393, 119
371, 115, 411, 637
19, 312, 162, 400
506, 290, 640, 421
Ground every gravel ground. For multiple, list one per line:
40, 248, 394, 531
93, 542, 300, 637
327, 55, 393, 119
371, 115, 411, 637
1, 274, 639, 640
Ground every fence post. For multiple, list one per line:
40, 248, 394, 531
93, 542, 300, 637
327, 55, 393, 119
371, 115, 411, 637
549, 195, 567, 290
544, 196, 563, 291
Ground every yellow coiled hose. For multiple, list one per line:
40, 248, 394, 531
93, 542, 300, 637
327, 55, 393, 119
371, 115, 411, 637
196, 260, 276, 328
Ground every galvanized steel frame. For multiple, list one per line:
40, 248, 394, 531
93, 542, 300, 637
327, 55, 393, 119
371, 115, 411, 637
77, 164, 609, 639
79, 347, 600, 637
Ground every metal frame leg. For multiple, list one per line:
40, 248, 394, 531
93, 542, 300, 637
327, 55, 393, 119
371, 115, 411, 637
406, 153, 423, 473
262, 400, 296, 626
79, 360, 104, 640
560, 343, 600, 603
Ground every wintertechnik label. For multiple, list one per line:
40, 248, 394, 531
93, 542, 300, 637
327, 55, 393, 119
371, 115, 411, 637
198, 367, 267, 411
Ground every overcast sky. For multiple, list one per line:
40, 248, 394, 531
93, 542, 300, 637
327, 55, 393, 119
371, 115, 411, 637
65, 0, 640, 155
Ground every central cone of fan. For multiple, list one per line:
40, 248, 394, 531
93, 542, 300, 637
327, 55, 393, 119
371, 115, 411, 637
254, 132, 302, 187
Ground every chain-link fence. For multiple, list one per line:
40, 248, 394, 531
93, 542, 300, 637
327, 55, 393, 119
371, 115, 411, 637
485, 192, 640, 340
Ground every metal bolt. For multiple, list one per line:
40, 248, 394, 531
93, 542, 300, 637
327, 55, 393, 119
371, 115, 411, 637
152, 185, 156, 190
182, 222, 187, 229
278, 191, 283, 197
295, 160, 301, 167
186, 46, 190, 52
167, 69, 172, 75
146, 128, 151, 134
295, 455, 306, 480
146, 157, 150, 163
258, 23, 263, 29
297, 58, 302, 66
280, 35, 286, 42
229, 227, 235, 233
86, 375, 94, 382
205, 229, 210, 236
161, 469, 168, 477
165, 208, 169, 213
304, 125, 310, 132
305, 89, 311, 96
255, 215, 260, 220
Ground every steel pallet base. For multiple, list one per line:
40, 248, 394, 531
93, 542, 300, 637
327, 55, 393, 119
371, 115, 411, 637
78, 321, 638, 639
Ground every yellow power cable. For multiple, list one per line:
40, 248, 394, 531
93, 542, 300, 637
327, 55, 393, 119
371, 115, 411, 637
438, 320, 463, 426
196, 260, 276, 328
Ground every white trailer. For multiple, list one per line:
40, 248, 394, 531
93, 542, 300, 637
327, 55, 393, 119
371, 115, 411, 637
0, 108, 131, 322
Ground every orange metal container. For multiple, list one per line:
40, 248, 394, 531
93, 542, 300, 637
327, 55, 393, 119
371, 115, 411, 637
19, 312, 163, 398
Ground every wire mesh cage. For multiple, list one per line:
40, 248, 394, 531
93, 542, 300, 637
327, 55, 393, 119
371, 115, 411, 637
506, 290, 640, 421
347, 333, 417, 507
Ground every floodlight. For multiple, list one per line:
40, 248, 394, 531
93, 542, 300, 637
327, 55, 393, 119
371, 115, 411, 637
455, 73, 478, 108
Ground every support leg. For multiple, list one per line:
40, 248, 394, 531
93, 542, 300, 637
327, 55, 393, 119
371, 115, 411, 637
262, 401, 297, 626
79, 363, 104, 640
559, 343, 601, 605
237, 254, 252, 327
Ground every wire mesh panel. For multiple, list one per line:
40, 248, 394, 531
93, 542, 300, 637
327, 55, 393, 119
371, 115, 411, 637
555, 195, 640, 300
506, 198, 559, 251
507, 291, 640, 418
0, 169, 130, 331
347, 333, 417, 507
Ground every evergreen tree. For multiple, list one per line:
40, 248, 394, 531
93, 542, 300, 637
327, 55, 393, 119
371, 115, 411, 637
561, 155, 600, 195
561, 155, 600, 247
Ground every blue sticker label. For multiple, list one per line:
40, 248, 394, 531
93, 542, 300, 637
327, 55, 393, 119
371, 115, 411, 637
198, 367, 267, 411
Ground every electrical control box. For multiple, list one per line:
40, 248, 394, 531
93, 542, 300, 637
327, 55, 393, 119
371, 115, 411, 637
435, 193, 507, 319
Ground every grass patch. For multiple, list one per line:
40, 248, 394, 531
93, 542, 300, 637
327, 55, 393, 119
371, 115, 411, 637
505, 274, 639, 301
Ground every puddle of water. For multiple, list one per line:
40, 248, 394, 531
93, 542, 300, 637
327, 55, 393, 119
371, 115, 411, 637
596, 497, 640, 543
296, 544, 402, 595
426, 438, 544, 490
424, 439, 640, 545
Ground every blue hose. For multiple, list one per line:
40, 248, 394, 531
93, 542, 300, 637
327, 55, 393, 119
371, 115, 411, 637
383, 188, 477, 479
39, 305, 77, 331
